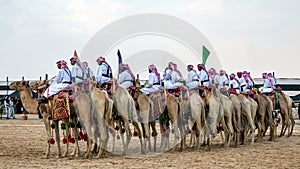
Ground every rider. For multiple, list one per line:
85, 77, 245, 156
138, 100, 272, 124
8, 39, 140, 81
197, 64, 210, 87
186, 64, 199, 90
208, 68, 220, 88
140, 64, 161, 95
268, 73, 277, 88
237, 71, 247, 93
82, 61, 95, 81
260, 72, 274, 93
163, 62, 184, 90
96, 56, 112, 87
43, 60, 72, 98
219, 70, 229, 90
117, 63, 135, 89
229, 73, 241, 94
70, 50, 87, 85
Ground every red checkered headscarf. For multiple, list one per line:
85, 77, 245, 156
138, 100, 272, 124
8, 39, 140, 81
230, 73, 240, 85
168, 62, 183, 80
56, 60, 68, 69
149, 64, 160, 81
122, 64, 135, 81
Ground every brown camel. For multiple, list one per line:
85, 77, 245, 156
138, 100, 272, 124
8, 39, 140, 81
259, 94, 276, 141
269, 92, 295, 137
10, 81, 79, 158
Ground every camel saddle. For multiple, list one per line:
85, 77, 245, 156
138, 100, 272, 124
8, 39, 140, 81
168, 87, 183, 98
52, 92, 70, 120
99, 81, 113, 95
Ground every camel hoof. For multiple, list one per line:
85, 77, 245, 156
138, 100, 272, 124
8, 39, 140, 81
56, 155, 62, 159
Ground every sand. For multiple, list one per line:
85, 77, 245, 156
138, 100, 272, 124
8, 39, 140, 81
0, 114, 299, 169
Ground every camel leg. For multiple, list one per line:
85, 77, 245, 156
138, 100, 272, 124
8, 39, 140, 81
96, 118, 108, 158
132, 121, 145, 154
53, 120, 62, 158
150, 121, 157, 152
280, 116, 287, 137
289, 113, 295, 136
43, 118, 51, 159
62, 118, 70, 157
71, 118, 80, 157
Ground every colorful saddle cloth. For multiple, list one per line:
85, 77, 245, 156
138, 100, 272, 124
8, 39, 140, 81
53, 92, 70, 120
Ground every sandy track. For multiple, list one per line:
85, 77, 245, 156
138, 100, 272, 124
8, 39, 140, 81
0, 115, 299, 169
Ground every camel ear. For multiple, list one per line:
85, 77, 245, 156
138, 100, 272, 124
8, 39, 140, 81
16, 81, 20, 85
22, 81, 26, 86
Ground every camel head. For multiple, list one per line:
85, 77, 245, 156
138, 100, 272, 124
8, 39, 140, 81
10, 80, 30, 91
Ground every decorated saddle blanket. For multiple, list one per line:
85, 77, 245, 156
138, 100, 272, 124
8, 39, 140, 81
52, 92, 70, 120
149, 91, 165, 120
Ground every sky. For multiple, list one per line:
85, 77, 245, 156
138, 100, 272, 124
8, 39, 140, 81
1, 0, 300, 81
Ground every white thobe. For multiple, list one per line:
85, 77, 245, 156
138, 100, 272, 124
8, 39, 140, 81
260, 79, 273, 93
210, 74, 221, 88
219, 75, 229, 90
117, 70, 134, 89
163, 70, 184, 89
43, 68, 72, 97
229, 79, 241, 94
199, 70, 210, 87
72, 64, 86, 84
96, 63, 111, 85
186, 70, 199, 90
140, 72, 161, 94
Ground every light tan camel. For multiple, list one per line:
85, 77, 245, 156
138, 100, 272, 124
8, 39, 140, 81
201, 87, 225, 151
111, 80, 144, 155
181, 89, 205, 149
73, 87, 113, 158
133, 90, 152, 152
218, 92, 234, 148
10, 81, 79, 158
228, 93, 242, 146
244, 96, 258, 144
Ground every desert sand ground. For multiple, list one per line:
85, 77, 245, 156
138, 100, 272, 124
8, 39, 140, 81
0, 114, 299, 169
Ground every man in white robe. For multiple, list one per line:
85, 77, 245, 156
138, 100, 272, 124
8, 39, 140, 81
186, 65, 199, 90
43, 60, 72, 98
197, 64, 210, 87
140, 64, 161, 94
96, 56, 112, 86
117, 64, 135, 89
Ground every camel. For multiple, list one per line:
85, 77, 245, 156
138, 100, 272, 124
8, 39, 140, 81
284, 94, 295, 136
218, 92, 234, 148
110, 79, 144, 155
181, 89, 205, 149
269, 92, 295, 137
259, 94, 276, 141
10, 81, 80, 158
243, 96, 258, 144
201, 87, 225, 151
73, 87, 113, 158
228, 93, 243, 146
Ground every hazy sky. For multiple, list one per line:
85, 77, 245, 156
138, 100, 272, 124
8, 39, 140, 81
1, 0, 300, 80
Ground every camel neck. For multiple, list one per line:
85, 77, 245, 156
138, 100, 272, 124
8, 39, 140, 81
18, 88, 39, 114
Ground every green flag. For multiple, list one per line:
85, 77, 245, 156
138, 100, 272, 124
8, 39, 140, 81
202, 45, 210, 66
